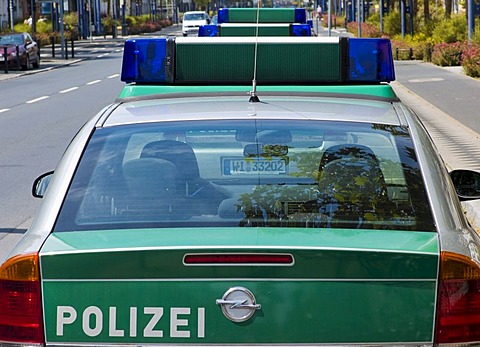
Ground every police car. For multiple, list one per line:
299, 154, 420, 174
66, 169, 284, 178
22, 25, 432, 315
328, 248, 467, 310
2, 35, 480, 346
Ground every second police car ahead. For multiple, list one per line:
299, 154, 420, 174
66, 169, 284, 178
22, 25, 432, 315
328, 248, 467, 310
2, 32, 480, 346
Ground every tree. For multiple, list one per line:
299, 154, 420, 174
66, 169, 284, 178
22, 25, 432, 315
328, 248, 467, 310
194, 0, 210, 11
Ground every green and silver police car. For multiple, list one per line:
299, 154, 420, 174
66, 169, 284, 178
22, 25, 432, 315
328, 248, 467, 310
2, 36, 480, 347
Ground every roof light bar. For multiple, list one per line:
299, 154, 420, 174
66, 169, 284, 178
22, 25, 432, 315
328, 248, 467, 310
198, 23, 313, 37
121, 37, 395, 84
218, 8, 306, 24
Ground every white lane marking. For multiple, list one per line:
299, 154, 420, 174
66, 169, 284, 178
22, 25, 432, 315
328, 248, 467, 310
408, 77, 444, 83
0, 108, 10, 113
59, 87, 79, 94
107, 74, 119, 79
26, 96, 49, 104
86, 80, 101, 85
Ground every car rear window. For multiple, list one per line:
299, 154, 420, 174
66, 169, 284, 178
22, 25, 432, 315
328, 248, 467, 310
54, 119, 435, 232
184, 13, 207, 20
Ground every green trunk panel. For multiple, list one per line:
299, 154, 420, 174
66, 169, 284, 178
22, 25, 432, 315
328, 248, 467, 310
43, 279, 435, 344
41, 228, 438, 344
175, 42, 340, 83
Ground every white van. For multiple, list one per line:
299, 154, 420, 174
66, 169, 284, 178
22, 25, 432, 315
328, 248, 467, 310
182, 11, 210, 36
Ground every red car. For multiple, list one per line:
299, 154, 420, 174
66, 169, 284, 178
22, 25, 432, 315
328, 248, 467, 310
0, 32, 40, 70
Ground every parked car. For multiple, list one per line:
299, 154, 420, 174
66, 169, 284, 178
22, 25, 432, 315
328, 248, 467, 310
2, 36, 480, 346
0, 32, 40, 70
210, 14, 218, 25
182, 11, 210, 36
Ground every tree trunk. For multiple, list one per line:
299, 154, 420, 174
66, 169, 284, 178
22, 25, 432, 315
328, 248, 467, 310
445, 0, 452, 18
424, 0, 429, 23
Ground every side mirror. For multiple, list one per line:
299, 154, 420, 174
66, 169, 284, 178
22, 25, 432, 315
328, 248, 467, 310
32, 171, 54, 198
450, 169, 480, 201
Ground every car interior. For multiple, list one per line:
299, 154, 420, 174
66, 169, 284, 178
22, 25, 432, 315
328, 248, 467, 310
55, 120, 435, 232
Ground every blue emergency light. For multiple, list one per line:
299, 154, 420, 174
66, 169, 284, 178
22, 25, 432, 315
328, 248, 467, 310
120, 37, 395, 84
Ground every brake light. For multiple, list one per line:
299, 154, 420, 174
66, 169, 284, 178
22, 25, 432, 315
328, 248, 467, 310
0, 253, 44, 345
436, 251, 480, 344
184, 253, 294, 265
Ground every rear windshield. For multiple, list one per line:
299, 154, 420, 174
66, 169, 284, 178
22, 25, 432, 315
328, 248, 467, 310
54, 120, 435, 231
184, 13, 207, 20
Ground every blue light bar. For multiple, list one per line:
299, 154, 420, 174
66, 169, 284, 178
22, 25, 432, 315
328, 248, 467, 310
348, 38, 395, 82
121, 38, 172, 83
120, 37, 395, 84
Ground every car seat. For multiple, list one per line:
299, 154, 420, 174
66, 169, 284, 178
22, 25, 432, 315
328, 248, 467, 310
141, 140, 225, 214
122, 157, 182, 219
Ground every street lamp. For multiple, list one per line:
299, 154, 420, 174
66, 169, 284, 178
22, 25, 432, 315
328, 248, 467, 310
9, 0, 14, 31
468, 0, 474, 41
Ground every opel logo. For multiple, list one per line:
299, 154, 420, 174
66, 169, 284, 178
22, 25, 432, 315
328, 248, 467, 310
216, 287, 261, 322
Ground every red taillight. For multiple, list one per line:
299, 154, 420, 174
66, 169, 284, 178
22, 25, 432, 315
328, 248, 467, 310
436, 251, 480, 344
0, 253, 44, 344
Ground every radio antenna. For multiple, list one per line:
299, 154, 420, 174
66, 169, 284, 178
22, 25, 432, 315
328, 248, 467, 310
249, 0, 261, 103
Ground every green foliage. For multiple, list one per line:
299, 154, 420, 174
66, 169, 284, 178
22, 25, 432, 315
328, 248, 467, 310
35, 20, 52, 34
461, 43, 480, 77
64, 12, 78, 28
102, 16, 121, 34
347, 21, 382, 38
194, 0, 210, 11
391, 33, 433, 60
383, 11, 402, 37
431, 15, 467, 44
13, 23, 31, 34
121, 14, 171, 34
431, 41, 464, 66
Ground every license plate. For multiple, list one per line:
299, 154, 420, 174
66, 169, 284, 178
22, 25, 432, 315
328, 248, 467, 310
223, 157, 287, 175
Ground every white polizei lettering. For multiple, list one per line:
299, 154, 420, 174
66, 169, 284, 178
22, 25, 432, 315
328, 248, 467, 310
55, 305, 207, 338
198, 307, 205, 338
83, 306, 103, 337
170, 307, 190, 338
56, 306, 77, 336
130, 307, 137, 337
144, 307, 164, 337
109, 307, 125, 337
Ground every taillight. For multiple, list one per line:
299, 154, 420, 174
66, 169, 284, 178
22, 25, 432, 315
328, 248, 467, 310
0, 253, 44, 345
436, 251, 480, 344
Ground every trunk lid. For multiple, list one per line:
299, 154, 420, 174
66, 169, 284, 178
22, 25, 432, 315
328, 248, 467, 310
40, 227, 439, 345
